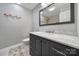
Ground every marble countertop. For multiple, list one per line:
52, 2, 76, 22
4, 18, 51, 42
30, 32, 79, 49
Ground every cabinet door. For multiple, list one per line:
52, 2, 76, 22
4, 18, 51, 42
42, 39, 50, 56
30, 34, 36, 56
35, 39, 42, 56
49, 41, 66, 56
49, 47, 66, 56
30, 34, 42, 56
49, 40, 79, 56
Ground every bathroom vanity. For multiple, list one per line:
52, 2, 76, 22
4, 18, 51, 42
30, 32, 79, 56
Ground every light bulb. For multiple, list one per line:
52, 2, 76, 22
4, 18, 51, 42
48, 7, 55, 11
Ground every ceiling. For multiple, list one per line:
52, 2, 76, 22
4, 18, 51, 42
20, 3, 39, 10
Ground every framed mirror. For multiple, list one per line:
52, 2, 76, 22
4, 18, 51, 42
39, 3, 74, 26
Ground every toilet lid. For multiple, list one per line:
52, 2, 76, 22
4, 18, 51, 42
23, 38, 29, 42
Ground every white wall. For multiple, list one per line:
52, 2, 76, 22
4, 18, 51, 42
77, 4, 79, 37
32, 4, 77, 36
0, 3, 32, 49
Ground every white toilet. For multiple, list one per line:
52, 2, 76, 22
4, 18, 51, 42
22, 38, 29, 45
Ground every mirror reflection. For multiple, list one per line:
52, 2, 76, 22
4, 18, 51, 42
40, 3, 72, 25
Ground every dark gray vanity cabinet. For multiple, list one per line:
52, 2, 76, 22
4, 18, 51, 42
49, 41, 66, 56
30, 34, 79, 56
49, 41, 78, 56
30, 34, 36, 56
35, 38, 42, 55
30, 34, 50, 56
41, 39, 50, 56
30, 34, 42, 56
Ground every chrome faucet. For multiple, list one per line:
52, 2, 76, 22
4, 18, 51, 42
45, 30, 55, 33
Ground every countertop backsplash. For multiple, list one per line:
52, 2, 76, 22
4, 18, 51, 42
39, 29, 77, 36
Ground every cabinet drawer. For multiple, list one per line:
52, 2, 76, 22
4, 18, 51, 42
50, 41, 79, 56
50, 47, 66, 56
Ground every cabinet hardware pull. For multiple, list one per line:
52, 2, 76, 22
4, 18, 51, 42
51, 48, 66, 56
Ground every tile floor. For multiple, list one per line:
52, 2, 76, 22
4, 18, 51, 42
0, 43, 30, 56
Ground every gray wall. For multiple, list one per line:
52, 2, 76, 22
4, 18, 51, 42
77, 4, 79, 37
32, 4, 77, 36
0, 3, 32, 49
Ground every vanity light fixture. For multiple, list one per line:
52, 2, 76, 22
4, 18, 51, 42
48, 7, 55, 11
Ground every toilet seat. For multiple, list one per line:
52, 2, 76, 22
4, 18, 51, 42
22, 38, 29, 45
